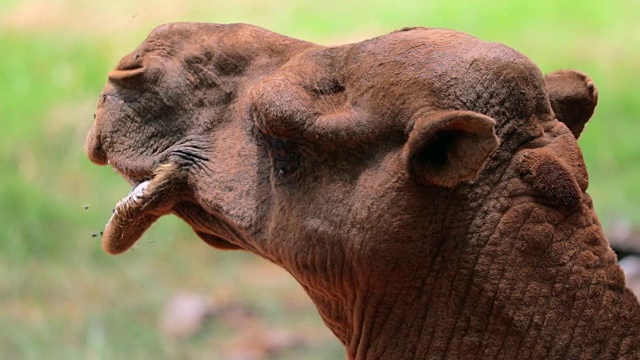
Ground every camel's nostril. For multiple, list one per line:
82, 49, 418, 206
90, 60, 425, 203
108, 66, 146, 88
118, 61, 144, 71
108, 53, 146, 87
117, 52, 144, 71
108, 67, 145, 81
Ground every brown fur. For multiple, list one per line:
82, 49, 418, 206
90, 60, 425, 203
85, 23, 640, 359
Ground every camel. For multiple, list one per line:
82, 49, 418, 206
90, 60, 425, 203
86, 23, 640, 359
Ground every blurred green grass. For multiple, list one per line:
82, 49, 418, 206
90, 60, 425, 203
1, 0, 639, 359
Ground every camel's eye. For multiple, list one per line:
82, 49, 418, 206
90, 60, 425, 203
265, 137, 301, 178
251, 110, 303, 179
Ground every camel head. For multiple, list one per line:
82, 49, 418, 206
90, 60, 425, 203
87, 23, 638, 359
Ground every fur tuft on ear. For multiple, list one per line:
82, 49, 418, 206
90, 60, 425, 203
404, 110, 499, 187
545, 70, 598, 139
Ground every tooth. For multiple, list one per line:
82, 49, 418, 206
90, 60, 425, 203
131, 180, 150, 201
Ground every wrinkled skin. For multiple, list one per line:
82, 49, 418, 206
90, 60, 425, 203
86, 23, 640, 359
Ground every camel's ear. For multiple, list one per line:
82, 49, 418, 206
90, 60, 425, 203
404, 110, 499, 187
545, 70, 598, 139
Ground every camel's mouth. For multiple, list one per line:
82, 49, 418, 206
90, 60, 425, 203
102, 162, 184, 254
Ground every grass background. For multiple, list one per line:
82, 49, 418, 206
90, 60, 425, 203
1, 0, 639, 359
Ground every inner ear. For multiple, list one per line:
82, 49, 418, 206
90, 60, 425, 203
404, 111, 499, 188
545, 70, 598, 139
416, 130, 462, 168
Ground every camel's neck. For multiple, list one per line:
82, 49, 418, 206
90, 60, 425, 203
311, 196, 640, 359
343, 284, 640, 360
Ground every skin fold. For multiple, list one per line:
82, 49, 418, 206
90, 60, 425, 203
85, 23, 640, 359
